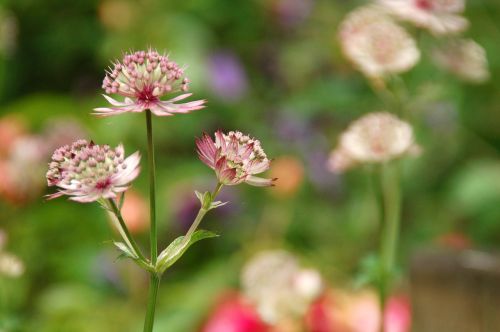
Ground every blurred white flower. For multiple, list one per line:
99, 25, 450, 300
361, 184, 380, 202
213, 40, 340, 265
0, 252, 24, 277
378, 0, 468, 35
0, 230, 24, 278
339, 6, 420, 78
432, 39, 489, 83
328, 112, 420, 172
241, 250, 323, 324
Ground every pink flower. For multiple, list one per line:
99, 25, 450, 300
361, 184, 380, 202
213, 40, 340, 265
327, 112, 421, 173
196, 130, 276, 187
432, 39, 489, 83
378, 0, 468, 35
94, 49, 206, 116
46, 140, 140, 203
202, 293, 269, 332
339, 6, 420, 78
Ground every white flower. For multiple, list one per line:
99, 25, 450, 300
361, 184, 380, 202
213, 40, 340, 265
432, 39, 489, 83
339, 6, 420, 78
378, 0, 468, 35
328, 112, 420, 172
241, 250, 323, 323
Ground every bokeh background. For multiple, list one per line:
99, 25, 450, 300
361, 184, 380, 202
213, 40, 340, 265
0, 0, 499, 331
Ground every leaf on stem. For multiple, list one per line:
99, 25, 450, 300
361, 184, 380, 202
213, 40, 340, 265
114, 241, 139, 260
156, 230, 218, 273
195, 190, 227, 211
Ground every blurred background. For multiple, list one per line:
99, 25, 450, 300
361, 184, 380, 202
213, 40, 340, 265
0, 0, 499, 331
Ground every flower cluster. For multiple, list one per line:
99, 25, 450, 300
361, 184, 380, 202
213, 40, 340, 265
328, 112, 420, 172
241, 250, 323, 324
339, 6, 420, 79
196, 130, 276, 187
432, 38, 489, 83
378, 0, 468, 35
94, 49, 206, 116
46, 140, 140, 202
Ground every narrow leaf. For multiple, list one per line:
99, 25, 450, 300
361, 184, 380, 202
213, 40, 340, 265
114, 241, 139, 260
157, 230, 218, 273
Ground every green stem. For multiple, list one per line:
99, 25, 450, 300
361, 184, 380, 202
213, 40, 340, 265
378, 163, 401, 332
143, 273, 160, 332
145, 110, 158, 265
108, 198, 149, 265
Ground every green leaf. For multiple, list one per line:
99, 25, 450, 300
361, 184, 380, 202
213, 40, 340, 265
113, 241, 139, 260
156, 230, 218, 273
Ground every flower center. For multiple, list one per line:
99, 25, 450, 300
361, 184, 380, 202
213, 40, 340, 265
95, 178, 112, 190
415, 0, 433, 10
137, 86, 159, 104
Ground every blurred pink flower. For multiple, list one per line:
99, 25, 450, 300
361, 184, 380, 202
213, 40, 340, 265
109, 190, 149, 234
306, 290, 411, 332
339, 6, 420, 78
202, 293, 269, 332
0, 135, 46, 204
328, 112, 420, 173
196, 130, 276, 187
378, 0, 468, 35
46, 140, 140, 203
95, 49, 205, 116
432, 39, 489, 83
0, 116, 26, 157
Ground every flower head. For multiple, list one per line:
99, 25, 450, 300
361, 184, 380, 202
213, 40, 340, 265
378, 0, 468, 35
328, 112, 420, 172
94, 49, 206, 116
241, 250, 323, 323
46, 139, 140, 203
196, 130, 276, 187
432, 39, 489, 83
339, 6, 420, 78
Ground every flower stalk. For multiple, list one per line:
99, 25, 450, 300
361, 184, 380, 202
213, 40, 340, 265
145, 110, 158, 265
108, 198, 149, 266
377, 162, 401, 332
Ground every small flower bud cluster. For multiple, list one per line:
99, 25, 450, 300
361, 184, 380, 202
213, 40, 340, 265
46, 139, 140, 202
102, 49, 189, 98
95, 49, 205, 117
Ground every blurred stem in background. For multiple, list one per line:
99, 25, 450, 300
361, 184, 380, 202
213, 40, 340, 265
378, 162, 401, 332
144, 109, 158, 332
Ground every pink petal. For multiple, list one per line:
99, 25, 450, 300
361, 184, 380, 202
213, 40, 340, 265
247, 159, 270, 174
245, 176, 276, 187
196, 134, 217, 168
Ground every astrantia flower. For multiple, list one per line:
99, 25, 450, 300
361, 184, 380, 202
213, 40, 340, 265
46, 140, 140, 203
378, 0, 468, 35
196, 130, 276, 187
432, 39, 489, 83
328, 112, 420, 172
339, 6, 420, 78
241, 250, 323, 323
94, 49, 206, 116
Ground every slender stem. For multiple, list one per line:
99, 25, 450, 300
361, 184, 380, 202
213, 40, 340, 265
145, 110, 158, 265
378, 163, 401, 332
108, 198, 148, 264
143, 273, 160, 332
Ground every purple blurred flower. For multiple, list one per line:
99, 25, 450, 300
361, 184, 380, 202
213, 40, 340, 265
208, 51, 248, 102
